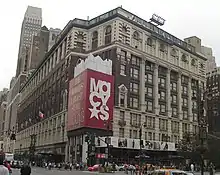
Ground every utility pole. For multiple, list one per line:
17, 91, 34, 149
85, 133, 96, 166
197, 87, 207, 175
139, 127, 142, 175
29, 134, 36, 163
139, 123, 146, 175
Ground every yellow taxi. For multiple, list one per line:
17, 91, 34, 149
151, 169, 188, 175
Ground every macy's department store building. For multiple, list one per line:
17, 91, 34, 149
66, 54, 178, 164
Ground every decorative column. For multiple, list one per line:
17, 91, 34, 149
153, 63, 159, 141
65, 138, 70, 162
178, 72, 182, 120
188, 77, 193, 123
140, 58, 145, 111
153, 64, 159, 115
166, 68, 171, 117
178, 72, 183, 139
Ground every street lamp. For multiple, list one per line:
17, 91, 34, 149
139, 123, 146, 175
104, 120, 112, 166
29, 134, 37, 163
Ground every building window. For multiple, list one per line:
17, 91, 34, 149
145, 116, 155, 128
182, 98, 188, 107
159, 91, 166, 100
193, 125, 199, 134
182, 86, 188, 95
159, 119, 168, 131
130, 67, 139, 79
120, 94, 125, 107
160, 104, 166, 113
129, 129, 132, 138
145, 73, 153, 84
120, 111, 125, 120
146, 101, 153, 112
131, 55, 140, 66
120, 64, 126, 75
104, 25, 112, 44
183, 110, 188, 119
130, 97, 139, 108
192, 101, 197, 109
92, 31, 98, 49
193, 113, 198, 121
181, 75, 188, 84
130, 82, 139, 93
119, 128, 124, 138
133, 130, 138, 139
147, 38, 152, 46
145, 61, 153, 71
75, 33, 85, 52
171, 95, 177, 103
130, 113, 141, 126
171, 121, 179, 133
159, 77, 166, 87
182, 123, 189, 133
146, 87, 153, 97
172, 107, 177, 117
120, 51, 126, 75
171, 82, 177, 91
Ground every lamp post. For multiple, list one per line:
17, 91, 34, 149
104, 120, 112, 166
196, 87, 208, 175
139, 123, 146, 175
29, 134, 37, 163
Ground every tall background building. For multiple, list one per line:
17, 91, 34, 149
16, 6, 42, 77
201, 46, 216, 73
184, 36, 217, 73
206, 67, 220, 133
48, 28, 61, 51
3, 5, 62, 153
29, 26, 49, 70
0, 88, 8, 150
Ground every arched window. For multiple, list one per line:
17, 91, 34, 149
160, 43, 165, 52
147, 38, 152, 46
133, 31, 139, 40
171, 49, 177, 57
75, 33, 84, 52
122, 26, 127, 33
191, 59, 196, 66
181, 54, 187, 62
92, 31, 98, 49
105, 25, 112, 45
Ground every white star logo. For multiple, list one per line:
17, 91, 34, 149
89, 107, 99, 120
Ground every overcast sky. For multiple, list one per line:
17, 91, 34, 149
0, 0, 219, 90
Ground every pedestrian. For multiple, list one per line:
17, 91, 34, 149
190, 163, 194, 173
209, 162, 215, 175
0, 155, 9, 175
4, 161, 12, 175
20, 161, 31, 175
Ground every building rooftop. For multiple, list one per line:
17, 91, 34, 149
69, 7, 198, 55
25, 5, 42, 19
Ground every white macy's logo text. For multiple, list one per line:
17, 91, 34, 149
89, 78, 111, 120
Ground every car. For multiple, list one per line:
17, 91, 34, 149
152, 169, 188, 175
117, 164, 125, 171
88, 164, 100, 171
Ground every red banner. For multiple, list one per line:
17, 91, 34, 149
67, 69, 114, 131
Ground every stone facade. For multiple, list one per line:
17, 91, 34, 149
15, 7, 206, 159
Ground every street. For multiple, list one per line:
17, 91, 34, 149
12, 167, 125, 175
11, 167, 220, 175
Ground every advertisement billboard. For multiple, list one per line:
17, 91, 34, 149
67, 72, 86, 131
67, 69, 114, 131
